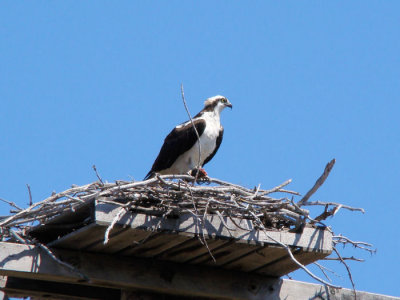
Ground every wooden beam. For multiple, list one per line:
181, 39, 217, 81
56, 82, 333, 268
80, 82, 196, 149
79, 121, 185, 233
0, 242, 282, 299
2, 277, 120, 300
279, 279, 400, 300
1, 243, 398, 300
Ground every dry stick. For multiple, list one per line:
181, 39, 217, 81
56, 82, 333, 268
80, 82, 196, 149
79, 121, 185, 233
277, 189, 300, 196
104, 206, 126, 244
9, 229, 28, 244
227, 215, 254, 232
314, 262, 343, 279
248, 184, 261, 200
305, 201, 364, 213
208, 178, 259, 193
26, 184, 33, 206
248, 211, 341, 289
323, 256, 364, 262
215, 210, 236, 232
333, 235, 375, 253
180, 84, 202, 184
333, 246, 357, 299
182, 179, 216, 262
92, 165, 104, 186
0, 182, 98, 226
314, 262, 333, 283
265, 226, 340, 288
297, 159, 336, 206
0, 197, 23, 211
259, 179, 292, 196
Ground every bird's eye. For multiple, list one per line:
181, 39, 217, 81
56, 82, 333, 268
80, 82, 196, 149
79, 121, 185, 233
221, 98, 227, 103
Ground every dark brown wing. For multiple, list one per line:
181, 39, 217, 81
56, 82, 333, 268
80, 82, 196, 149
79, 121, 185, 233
202, 126, 224, 166
144, 119, 206, 179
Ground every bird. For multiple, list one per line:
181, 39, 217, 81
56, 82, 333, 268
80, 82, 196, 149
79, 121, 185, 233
144, 95, 232, 180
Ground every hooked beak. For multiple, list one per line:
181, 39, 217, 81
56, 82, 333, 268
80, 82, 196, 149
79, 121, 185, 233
225, 102, 233, 109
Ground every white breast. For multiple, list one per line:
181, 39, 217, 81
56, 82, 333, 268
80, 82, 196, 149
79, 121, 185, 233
160, 112, 221, 174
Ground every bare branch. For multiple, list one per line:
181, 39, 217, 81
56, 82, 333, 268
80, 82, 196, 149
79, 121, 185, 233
180, 84, 201, 184
0, 197, 23, 211
333, 246, 357, 299
104, 206, 126, 245
26, 184, 33, 206
333, 235, 375, 254
314, 262, 333, 282
304, 201, 364, 213
323, 256, 365, 262
92, 165, 104, 186
298, 159, 335, 206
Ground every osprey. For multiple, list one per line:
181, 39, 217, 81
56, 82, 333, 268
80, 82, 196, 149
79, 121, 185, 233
144, 95, 232, 180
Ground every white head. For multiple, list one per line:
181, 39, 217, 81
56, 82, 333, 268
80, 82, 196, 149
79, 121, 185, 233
203, 95, 233, 114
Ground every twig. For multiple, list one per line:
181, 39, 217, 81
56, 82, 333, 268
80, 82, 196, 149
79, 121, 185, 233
333, 246, 357, 299
104, 206, 126, 244
314, 262, 333, 282
92, 165, 104, 186
259, 179, 292, 196
215, 210, 236, 232
298, 159, 335, 206
333, 235, 375, 253
0, 197, 23, 211
304, 201, 364, 213
9, 229, 28, 244
182, 180, 216, 262
26, 184, 33, 206
323, 256, 364, 262
248, 211, 341, 289
180, 84, 201, 184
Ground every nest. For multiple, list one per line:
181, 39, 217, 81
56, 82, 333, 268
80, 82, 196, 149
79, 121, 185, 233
0, 159, 374, 289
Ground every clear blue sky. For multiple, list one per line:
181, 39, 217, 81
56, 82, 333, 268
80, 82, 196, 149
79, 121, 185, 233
1, 1, 399, 296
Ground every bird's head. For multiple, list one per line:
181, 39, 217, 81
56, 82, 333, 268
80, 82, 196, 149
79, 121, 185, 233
203, 95, 233, 114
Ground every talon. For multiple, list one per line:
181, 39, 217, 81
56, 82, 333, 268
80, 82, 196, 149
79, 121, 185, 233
190, 168, 208, 178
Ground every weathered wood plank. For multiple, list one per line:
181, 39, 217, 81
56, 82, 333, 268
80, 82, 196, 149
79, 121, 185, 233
151, 236, 225, 263
49, 223, 128, 251
48, 224, 107, 249
119, 233, 193, 257
85, 228, 151, 254
223, 247, 289, 272
94, 202, 332, 252
28, 202, 92, 244
257, 249, 328, 277
187, 241, 261, 266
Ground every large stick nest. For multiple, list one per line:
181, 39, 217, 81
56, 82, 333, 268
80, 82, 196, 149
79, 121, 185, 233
0, 159, 374, 289
0, 159, 362, 233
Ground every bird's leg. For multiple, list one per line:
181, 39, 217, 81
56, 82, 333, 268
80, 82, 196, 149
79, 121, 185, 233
190, 168, 209, 183
198, 168, 208, 178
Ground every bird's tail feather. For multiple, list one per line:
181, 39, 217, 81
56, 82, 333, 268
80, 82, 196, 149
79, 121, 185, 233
143, 171, 154, 181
